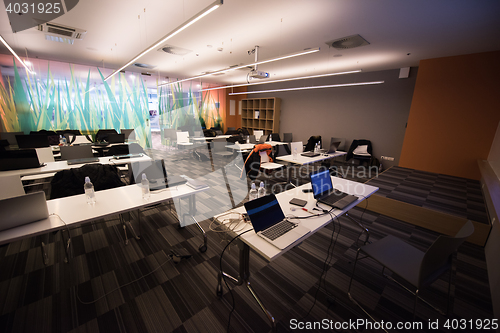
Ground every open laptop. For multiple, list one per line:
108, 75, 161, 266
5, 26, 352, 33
15, 135, 50, 149
0, 192, 49, 231
310, 169, 359, 210
244, 194, 310, 250
326, 141, 341, 154
0, 149, 43, 171
131, 160, 187, 190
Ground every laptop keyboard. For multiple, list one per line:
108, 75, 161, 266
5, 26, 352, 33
321, 191, 348, 205
261, 220, 296, 240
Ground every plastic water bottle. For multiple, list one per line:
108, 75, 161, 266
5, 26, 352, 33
62, 136, 67, 145
258, 181, 266, 198
249, 183, 258, 201
141, 173, 150, 199
293, 147, 298, 160
59, 135, 64, 145
84, 176, 96, 205
246, 135, 250, 143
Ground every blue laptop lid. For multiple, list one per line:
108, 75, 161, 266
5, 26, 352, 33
309, 169, 333, 199
244, 193, 285, 233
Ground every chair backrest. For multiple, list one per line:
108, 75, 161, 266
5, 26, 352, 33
283, 133, 293, 143
227, 127, 236, 132
330, 137, 346, 151
96, 129, 118, 142
36, 147, 55, 163
0, 132, 24, 145
164, 128, 179, 140
73, 135, 91, 145
259, 151, 270, 163
254, 130, 264, 139
120, 129, 136, 141
304, 136, 321, 152
0, 175, 25, 200
16, 134, 50, 148
290, 141, 303, 154
176, 131, 190, 144
60, 145, 94, 160
270, 133, 281, 142
419, 220, 474, 287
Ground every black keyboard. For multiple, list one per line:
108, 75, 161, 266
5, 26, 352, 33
320, 191, 348, 205
261, 220, 296, 241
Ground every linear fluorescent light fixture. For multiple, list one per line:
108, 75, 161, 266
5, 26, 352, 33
159, 47, 320, 87
227, 81, 384, 95
104, 0, 223, 82
0, 34, 35, 75
201, 70, 362, 91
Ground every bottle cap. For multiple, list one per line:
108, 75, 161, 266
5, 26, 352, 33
260, 181, 264, 187
85, 176, 90, 183
142, 173, 147, 180
251, 183, 256, 189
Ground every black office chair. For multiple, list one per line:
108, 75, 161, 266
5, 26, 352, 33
346, 139, 372, 166
304, 135, 321, 152
283, 133, 293, 143
348, 221, 474, 321
270, 133, 281, 142
95, 129, 118, 142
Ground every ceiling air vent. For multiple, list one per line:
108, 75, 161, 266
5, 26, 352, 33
159, 45, 192, 56
38, 22, 87, 40
134, 63, 156, 69
326, 34, 369, 50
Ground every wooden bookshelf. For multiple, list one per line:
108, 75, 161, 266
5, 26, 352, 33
240, 97, 281, 136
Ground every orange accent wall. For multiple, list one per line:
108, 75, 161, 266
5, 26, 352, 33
399, 51, 500, 180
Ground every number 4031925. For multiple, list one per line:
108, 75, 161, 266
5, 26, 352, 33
5, 3, 61, 14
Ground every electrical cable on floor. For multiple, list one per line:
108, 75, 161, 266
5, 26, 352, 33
218, 229, 252, 333
301, 208, 340, 320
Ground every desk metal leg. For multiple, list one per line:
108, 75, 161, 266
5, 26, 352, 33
61, 229, 71, 263
217, 240, 275, 329
178, 194, 208, 253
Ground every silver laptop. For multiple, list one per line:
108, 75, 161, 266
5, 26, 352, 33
326, 141, 341, 154
0, 192, 49, 231
244, 194, 310, 249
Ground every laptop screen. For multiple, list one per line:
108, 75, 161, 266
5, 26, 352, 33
131, 160, 166, 184
244, 194, 285, 233
327, 141, 341, 153
0, 149, 41, 171
310, 169, 333, 198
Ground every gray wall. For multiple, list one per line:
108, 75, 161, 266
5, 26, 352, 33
248, 68, 418, 168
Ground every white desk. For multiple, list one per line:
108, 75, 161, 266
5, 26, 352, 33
277, 150, 347, 166
192, 134, 234, 143
215, 177, 378, 327
0, 182, 208, 246
276, 151, 347, 186
0, 154, 151, 178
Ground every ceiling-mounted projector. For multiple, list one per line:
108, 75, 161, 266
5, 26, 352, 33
249, 70, 269, 79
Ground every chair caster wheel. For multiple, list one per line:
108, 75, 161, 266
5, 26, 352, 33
199, 244, 207, 253
169, 248, 191, 264
216, 284, 223, 297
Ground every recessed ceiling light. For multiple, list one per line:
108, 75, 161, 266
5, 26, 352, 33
45, 34, 74, 44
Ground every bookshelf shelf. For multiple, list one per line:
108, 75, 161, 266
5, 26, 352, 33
241, 97, 281, 136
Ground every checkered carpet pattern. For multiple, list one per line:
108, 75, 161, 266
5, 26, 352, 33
0, 138, 494, 332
